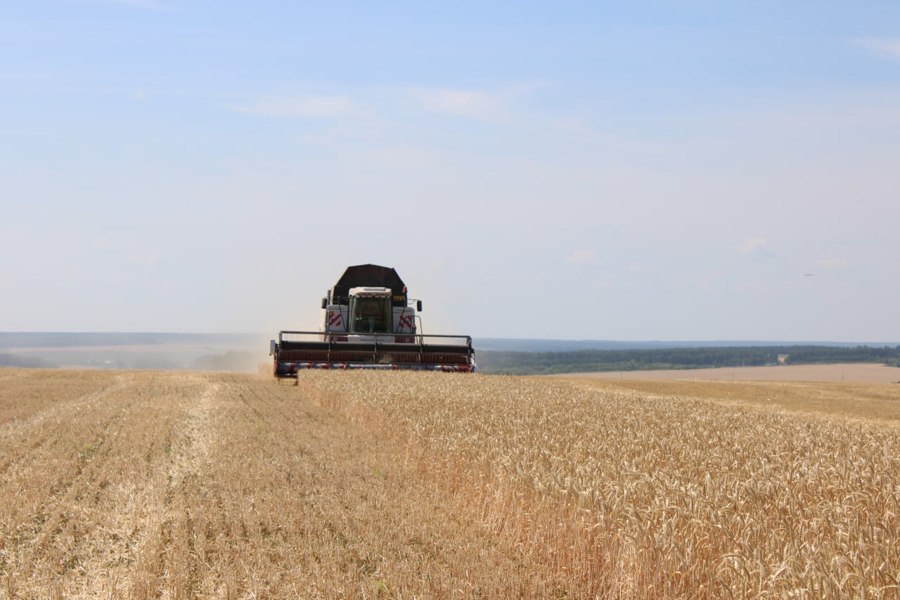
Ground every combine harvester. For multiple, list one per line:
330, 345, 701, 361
270, 264, 476, 378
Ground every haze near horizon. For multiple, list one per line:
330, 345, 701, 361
2, 2, 899, 341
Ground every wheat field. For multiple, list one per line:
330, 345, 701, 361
0, 368, 898, 598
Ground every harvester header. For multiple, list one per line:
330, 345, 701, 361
270, 264, 476, 377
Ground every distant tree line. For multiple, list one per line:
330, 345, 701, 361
0, 332, 262, 348
476, 345, 900, 375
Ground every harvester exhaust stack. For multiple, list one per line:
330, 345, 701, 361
270, 264, 476, 376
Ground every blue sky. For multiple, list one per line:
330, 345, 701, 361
2, 1, 899, 340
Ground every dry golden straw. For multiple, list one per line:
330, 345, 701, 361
0, 368, 897, 598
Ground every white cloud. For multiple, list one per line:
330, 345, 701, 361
737, 237, 770, 257
236, 94, 355, 118
814, 257, 849, 270
126, 254, 159, 267
548, 117, 594, 136
90, 237, 111, 250
235, 83, 546, 126
567, 249, 599, 264
412, 88, 512, 124
855, 38, 900, 62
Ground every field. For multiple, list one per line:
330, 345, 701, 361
559, 363, 900, 384
1, 369, 898, 598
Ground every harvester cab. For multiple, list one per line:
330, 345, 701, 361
326, 287, 404, 335
270, 264, 476, 377
349, 287, 392, 333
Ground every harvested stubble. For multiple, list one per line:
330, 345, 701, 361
0, 368, 898, 598
1, 369, 554, 598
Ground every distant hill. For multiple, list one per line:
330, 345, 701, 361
3, 333, 899, 375
0, 332, 266, 372
0, 353, 56, 368
0, 332, 261, 349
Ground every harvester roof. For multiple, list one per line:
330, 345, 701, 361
332, 264, 406, 305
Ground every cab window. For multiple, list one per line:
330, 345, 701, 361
351, 297, 390, 333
